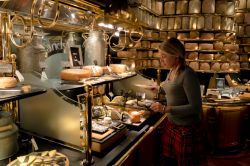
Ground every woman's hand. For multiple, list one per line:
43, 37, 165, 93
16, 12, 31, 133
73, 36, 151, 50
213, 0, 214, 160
150, 102, 165, 113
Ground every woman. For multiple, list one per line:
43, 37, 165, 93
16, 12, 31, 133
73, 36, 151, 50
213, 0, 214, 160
150, 38, 206, 166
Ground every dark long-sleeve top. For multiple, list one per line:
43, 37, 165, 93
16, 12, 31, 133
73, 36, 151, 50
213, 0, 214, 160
161, 66, 202, 126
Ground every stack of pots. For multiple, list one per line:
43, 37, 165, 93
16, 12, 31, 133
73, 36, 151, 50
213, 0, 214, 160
0, 111, 18, 160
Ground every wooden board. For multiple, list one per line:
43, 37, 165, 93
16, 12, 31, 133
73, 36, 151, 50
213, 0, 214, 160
92, 128, 114, 140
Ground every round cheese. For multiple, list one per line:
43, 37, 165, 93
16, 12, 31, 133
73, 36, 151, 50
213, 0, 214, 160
199, 44, 213, 50
164, 1, 175, 15
200, 62, 211, 70
176, 1, 188, 14
187, 52, 198, 60
109, 64, 127, 74
82, 65, 103, 77
211, 62, 221, 71
0, 77, 17, 88
189, 62, 199, 70
189, 0, 201, 14
60, 69, 92, 81
221, 63, 230, 71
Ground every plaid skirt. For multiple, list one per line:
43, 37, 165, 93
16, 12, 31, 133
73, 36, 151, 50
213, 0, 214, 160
161, 118, 207, 166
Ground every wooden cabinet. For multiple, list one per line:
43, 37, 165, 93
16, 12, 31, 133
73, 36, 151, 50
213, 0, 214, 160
202, 104, 249, 153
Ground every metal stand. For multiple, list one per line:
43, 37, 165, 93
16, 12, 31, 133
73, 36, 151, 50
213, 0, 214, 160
78, 85, 94, 166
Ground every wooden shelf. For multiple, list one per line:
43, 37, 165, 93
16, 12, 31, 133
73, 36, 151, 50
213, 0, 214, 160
186, 59, 241, 63
160, 13, 235, 18
161, 29, 236, 33
112, 57, 159, 60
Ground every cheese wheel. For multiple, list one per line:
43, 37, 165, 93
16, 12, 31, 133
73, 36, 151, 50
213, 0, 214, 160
199, 44, 213, 50
189, 16, 197, 29
238, 26, 245, 36
182, 17, 190, 29
168, 17, 175, 30
189, 0, 201, 14
238, 0, 246, 9
185, 43, 198, 50
153, 52, 160, 58
82, 65, 103, 77
212, 16, 221, 30
190, 31, 199, 39
221, 63, 230, 71
244, 46, 250, 53
235, 13, 244, 24
215, 1, 227, 14
215, 33, 226, 40
117, 51, 134, 58
151, 32, 159, 39
134, 42, 141, 48
200, 63, 211, 70
225, 1, 235, 15
230, 62, 240, 70
226, 53, 239, 61
189, 62, 199, 70
141, 41, 150, 48
174, 17, 182, 30
200, 33, 214, 40
221, 17, 233, 30
150, 42, 161, 49
142, 60, 147, 67
214, 42, 224, 50
109, 64, 127, 74
168, 31, 176, 38
240, 54, 249, 61
211, 62, 221, 71
164, 1, 175, 15
187, 52, 198, 60
161, 18, 168, 30
214, 54, 222, 60
176, 1, 188, 14
159, 31, 168, 40
197, 16, 204, 29
152, 60, 160, 68
241, 62, 249, 69
60, 69, 92, 81
143, 30, 153, 38
202, 0, 215, 13
244, 13, 250, 24
177, 33, 189, 40
155, 2, 163, 15
148, 51, 153, 58
246, 26, 250, 36
199, 53, 214, 60
204, 15, 213, 29
223, 44, 239, 52
0, 77, 17, 88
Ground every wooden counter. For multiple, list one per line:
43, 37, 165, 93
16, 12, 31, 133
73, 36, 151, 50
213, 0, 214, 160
202, 100, 250, 153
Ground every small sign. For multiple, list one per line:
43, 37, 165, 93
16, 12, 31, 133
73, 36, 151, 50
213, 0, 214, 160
67, 45, 83, 67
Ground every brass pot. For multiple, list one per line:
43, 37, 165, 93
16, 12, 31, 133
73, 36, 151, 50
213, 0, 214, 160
189, 0, 201, 14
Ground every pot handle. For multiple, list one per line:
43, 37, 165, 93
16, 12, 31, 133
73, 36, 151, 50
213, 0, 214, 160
108, 30, 127, 52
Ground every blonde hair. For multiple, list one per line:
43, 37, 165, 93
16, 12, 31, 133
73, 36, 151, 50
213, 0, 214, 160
159, 37, 186, 68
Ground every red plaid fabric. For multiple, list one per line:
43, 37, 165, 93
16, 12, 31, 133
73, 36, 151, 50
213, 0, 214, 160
161, 118, 207, 166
